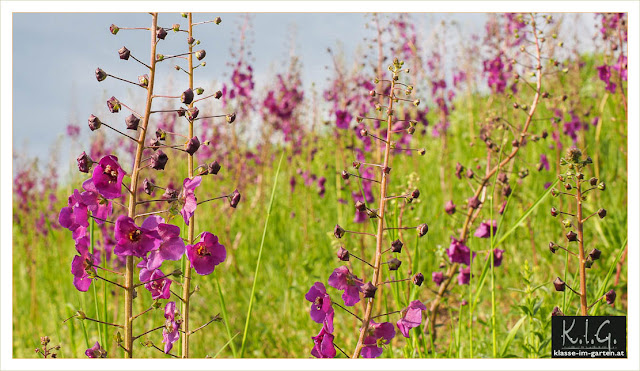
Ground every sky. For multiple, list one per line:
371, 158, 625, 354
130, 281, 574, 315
10, 12, 596, 172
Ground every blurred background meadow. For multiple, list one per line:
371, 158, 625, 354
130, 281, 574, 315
10, 10, 628, 359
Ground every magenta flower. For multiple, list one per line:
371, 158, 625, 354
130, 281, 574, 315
310, 326, 336, 358
458, 266, 471, 285
396, 300, 427, 338
139, 267, 171, 300
59, 190, 90, 231
540, 154, 550, 171
91, 155, 126, 199
432, 271, 444, 286
113, 215, 162, 258
144, 217, 186, 270
445, 200, 456, 215
180, 176, 201, 225
492, 248, 505, 267
447, 237, 474, 266
82, 179, 113, 224
361, 321, 396, 358
474, 220, 497, 238
85, 341, 106, 358
335, 110, 352, 129
328, 266, 363, 307
162, 301, 180, 354
71, 253, 96, 292
305, 282, 334, 331
186, 232, 226, 275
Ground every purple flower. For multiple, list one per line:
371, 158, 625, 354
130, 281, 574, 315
305, 282, 334, 331
458, 266, 471, 285
85, 341, 106, 358
186, 232, 226, 275
162, 302, 180, 354
492, 248, 505, 267
113, 215, 162, 258
144, 217, 186, 270
396, 300, 427, 338
445, 200, 456, 215
361, 321, 396, 358
474, 220, 497, 238
447, 237, 474, 266
82, 179, 113, 224
328, 266, 363, 307
540, 154, 550, 171
432, 271, 444, 286
59, 190, 90, 231
335, 110, 352, 129
71, 253, 96, 292
179, 176, 201, 225
310, 326, 336, 358
91, 155, 126, 199
139, 267, 171, 300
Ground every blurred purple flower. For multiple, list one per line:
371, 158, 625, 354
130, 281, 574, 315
179, 176, 202, 226
447, 237, 474, 266
396, 300, 427, 338
474, 220, 497, 238
361, 321, 395, 358
328, 266, 363, 306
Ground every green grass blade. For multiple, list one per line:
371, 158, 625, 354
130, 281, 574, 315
500, 315, 526, 357
213, 333, 240, 359
591, 237, 627, 314
216, 275, 237, 357
239, 151, 284, 357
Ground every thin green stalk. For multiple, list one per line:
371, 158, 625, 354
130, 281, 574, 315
239, 151, 284, 357
216, 275, 237, 357
89, 220, 104, 349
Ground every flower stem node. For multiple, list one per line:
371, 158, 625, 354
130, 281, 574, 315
337, 246, 350, 261
362, 282, 377, 298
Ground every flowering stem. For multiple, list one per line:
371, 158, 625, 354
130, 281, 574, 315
106, 73, 145, 89
582, 211, 599, 223
193, 114, 227, 121
187, 315, 221, 336
371, 310, 401, 319
134, 209, 169, 218
332, 303, 362, 322
171, 289, 185, 303
119, 102, 143, 118
84, 316, 124, 328
342, 171, 380, 183
122, 13, 159, 358
193, 92, 220, 103
334, 344, 350, 358
94, 274, 126, 289
349, 253, 374, 268
575, 178, 588, 315
180, 13, 199, 358
88, 215, 114, 224
133, 325, 164, 340
352, 69, 396, 359
148, 342, 178, 358
130, 54, 151, 69
132, 305, 156, 321
91, 263, 124, 276
378, 277, 411, 286
101, 122, 141, 143
137, 198, 178, 204
197, 195, 231, 205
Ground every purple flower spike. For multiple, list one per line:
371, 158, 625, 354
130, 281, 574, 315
146, 220, 186, 270
311, 326, 336, 358
180, 176, 201, 225
186, 232, 226, 275
305, 282, 334, 330
71, 253, 96, 292
447, 237, 474, 266
91, 155, 126, 199
139, 268, 171, 300
328, 266, 363, 307
361, 321, 396, 358
85, 341, 107, 358
396, 300, 427, 338
113, 215, 162, 258
474, 220, 497, 238
432, 271, 444, 286
162, 302, 180, 354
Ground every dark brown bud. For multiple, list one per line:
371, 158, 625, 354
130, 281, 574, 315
362, 282, 377, 298
125, 114, 140, 130
229, 189, 241, 208
597, 208, 607, 219
187, 36, 195, 45
466, 169, 474, 179
417, 223, 428, 237
150, 150, 168, 170
155, 128, 166, 141
337, 246, 349, 261
589, 248, 601, 261
589, 177, 598, 186
95, 68, 107, 82
551, 306, 564, 316
468, 196, 481, 209
195, 49, 206, 60
214, 17, 222, 25
605, 289, 616, 305
341, 170, 350, 180
143, 178, 153, 195
186, 106, 199, 121
181, 88, 194, 105
185, 136, 200, 155
564, 183, 572, 190
413, 273, 424, 286
118, 46, 130, 60
148, 138, 161, 150
550, 207, 558, 217
88, 114, 102, 131
226, 112, 236, 124
388, 258, 402, 271
391, 239, 403, 253
352, 161, 361, 169
176, 107, 186, 117
411, 189, 420, 199
354, 200, 366, 212
497, 173, 508, 183
208, 161, 221, 175
553, 277, 566, 291
566, 231, 578, 242
162, 187, 178, 203
77, 151, 93, 173
549, 241, 558, 253
214, 90, 223, 99
383, 166, 391, 174
156, 27, 167, 40
334, 224, 345, 239
109, 24, 119, 35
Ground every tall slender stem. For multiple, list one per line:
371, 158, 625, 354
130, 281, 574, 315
181, 12, 195, 359
575, 178, 588, 315
123, 13, 158, 358
352, 73, 395, 358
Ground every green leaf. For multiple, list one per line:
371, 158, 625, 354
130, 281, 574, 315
500, 316, 526, 357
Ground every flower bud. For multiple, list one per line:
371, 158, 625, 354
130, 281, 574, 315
551, 306, 564, 316
553, 277, 566, 291
596, 208, 607, 219
413, 99, 420, 106
362, 282, 377, 298
195, 50, 206, 60
597, 182, 606, 191
562, 219, 572, 228
172, 23, 180, 32
214, 17, 222, 25
156, 54, 164, 61
391, 239, 403, 253
107, 96, 121, 113
589, 177, 598, 186
352, 161, 361, 170
214, 90, 223, 99
354, 200, 366, 212
564, 183, 572, 190
360, 128, 368, 137
589, 248, 601, 261
181, 88, 194, 105
150, 150, 168, 170
155, 128, 166, 141
445, 200, 456, 215
229, 189, 241, 208
388, 258, 402, 271
77, 151, 93, 173
226, 112, 236, 124
551, 188, 558, 197
411, 189, 420, 199
369, 90, 376, 97
109, 24, 119, 35
549, 241, 558, 253
366, 208, 378, 218
417, 223, 428, 237
208, 161, 221, 175
118, 46, 130, 60
187, 36, 195, 45
413, 273, 424, 286
163, 187, 178, 202
383, 166, 391, 174
567, 148, 582, 163
466, 169, 474, 179
41, 336, 50, 346
76, 310, 87, 320
407, 126, 415, 135
88, 114, 102, 131
334, 224, 345, 239
605, 289, 616, 305
156, 27, 167, 40
341, 170, 349, 180
138, 74, 149, 88
468, 196, 481, 209
566, 231, 578, 242
95, 68, 107, 82
177, 107, 186, 117
195, 87, 204, 95
125, 114, 140, 130
550, 207, 558, 217
186, 106, 199, 121
337, 246, 349, 261
585, 256, 594, 268
143, 178, 153, 195
185, 136, 200, 155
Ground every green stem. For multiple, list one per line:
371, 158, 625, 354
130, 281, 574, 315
239, 151, 284, 357
216, 275, 238, 357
